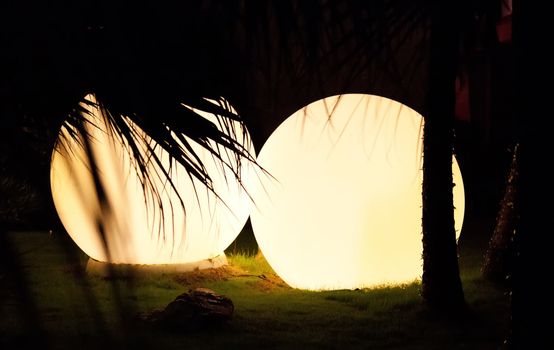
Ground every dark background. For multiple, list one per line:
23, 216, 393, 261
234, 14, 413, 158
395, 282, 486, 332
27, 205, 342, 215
1, 2, 514, 242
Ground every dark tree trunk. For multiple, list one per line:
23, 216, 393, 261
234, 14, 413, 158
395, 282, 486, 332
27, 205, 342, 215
510, 0, 549, 346
421, 2, 466, 313
483, 143, 519, 283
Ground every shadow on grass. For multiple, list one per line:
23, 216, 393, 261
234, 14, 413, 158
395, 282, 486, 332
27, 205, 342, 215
1, 228, 509, 349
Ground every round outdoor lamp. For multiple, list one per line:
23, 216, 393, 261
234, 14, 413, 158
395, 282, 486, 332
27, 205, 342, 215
249, 94, 464, 290
50, 94, 254, 265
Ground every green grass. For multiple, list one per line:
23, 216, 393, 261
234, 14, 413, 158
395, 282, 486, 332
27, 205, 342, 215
1, 225, 509, 349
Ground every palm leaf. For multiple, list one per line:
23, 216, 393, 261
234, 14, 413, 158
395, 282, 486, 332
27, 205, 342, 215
55, 93, 256, 245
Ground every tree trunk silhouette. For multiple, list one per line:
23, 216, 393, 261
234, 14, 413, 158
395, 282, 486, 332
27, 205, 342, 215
421, 2, 466, 313
510, 0, 548, 346
483, 143, 519, 283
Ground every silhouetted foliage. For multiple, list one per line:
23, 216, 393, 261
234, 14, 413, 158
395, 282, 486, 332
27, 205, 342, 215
483, 143, 519, 283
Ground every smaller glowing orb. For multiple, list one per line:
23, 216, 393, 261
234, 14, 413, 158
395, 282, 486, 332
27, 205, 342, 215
50, 94, 255, 264
249, 94, 464, 290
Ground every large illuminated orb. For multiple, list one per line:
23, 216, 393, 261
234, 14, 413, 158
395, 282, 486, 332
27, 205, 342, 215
50, 94, 254, 264
249, 94, 464, 290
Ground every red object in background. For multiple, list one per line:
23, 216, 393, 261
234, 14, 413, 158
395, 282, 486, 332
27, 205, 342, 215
455, 73, 471, 122
496, 15, 512, 44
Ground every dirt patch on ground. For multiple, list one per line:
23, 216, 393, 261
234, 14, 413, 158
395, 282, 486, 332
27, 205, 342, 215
246, 273, 290, 292
172, 265, 291, 292
172, 264, 247, 287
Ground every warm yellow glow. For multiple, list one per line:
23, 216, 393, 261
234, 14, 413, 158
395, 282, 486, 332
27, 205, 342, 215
249, 94, 464, 290
50, 94, 254, 264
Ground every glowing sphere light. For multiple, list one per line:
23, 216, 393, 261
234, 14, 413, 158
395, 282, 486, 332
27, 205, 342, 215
249, 94, 464, 290
50, 95, 254, 264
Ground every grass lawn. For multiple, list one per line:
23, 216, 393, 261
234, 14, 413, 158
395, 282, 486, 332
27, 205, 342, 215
1, 220, 509, 349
